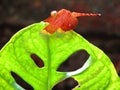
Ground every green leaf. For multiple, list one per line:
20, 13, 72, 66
0, 21, 120, 90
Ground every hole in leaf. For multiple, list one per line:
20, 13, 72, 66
30, 53, 44, 68
11, 71, 33, 90
52, 78, 79, 90
58, 50, 89, 72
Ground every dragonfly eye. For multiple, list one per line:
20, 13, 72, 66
51, 10, 57, 16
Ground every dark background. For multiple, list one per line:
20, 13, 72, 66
0, 0, 120, 90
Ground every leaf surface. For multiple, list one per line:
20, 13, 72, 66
0, 21, 120, 90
